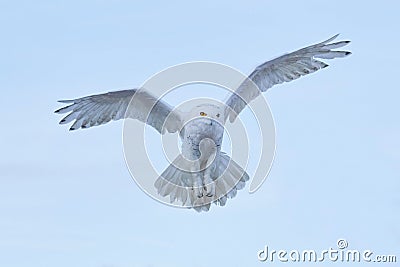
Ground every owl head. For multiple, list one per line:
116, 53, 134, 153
188, 103, 225, 123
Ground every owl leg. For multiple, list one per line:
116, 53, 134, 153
191, 162, 203, 198
204, 157, 216, 197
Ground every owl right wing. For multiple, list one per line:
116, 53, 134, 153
55, 89, 183, 134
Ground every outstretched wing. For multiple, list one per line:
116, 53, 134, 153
55, 89, 183, 134
224, 34, 351, 122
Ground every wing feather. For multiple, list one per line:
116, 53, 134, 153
224, 34, 351, 122
55, 89, 183, 134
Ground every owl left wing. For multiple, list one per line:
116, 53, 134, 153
224, 34, 351, 122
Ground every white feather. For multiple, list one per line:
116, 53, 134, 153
224, 34, 351, 122
55, 89, 183, 133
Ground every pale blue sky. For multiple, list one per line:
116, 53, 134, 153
1, 1, 399, 266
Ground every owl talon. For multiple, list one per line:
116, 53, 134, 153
194, 184, 203, 198
204, 182, 215, 197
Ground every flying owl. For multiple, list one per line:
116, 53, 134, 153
55, 34, 351, 212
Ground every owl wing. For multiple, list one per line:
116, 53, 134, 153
55, 89, 183, 134
224, 34, 351, 122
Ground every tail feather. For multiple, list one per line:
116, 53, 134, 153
154, 152, 249, 212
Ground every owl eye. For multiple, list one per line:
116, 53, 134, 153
200, 112, 207, 116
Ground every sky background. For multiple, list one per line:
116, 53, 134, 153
1, 1, 399, 266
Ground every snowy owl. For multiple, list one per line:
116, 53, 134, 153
55, 35, 351, 212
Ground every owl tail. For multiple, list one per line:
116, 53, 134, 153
154, 152, 249, 212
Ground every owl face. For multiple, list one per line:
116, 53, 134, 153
189, 104, 224, 123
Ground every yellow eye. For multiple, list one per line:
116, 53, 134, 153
200, 112, 207, 116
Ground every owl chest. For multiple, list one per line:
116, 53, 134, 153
181, 120, 223, 158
